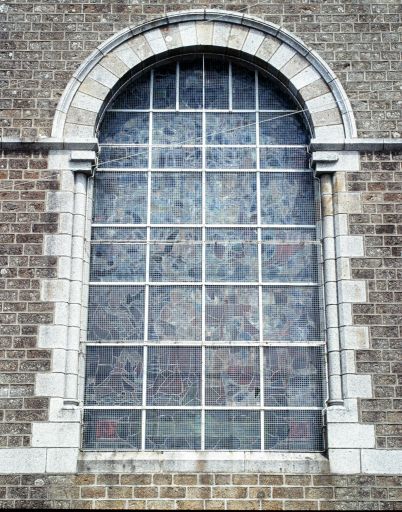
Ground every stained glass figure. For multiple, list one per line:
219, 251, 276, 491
85, 346, 143, 406
146, 410, 201, 449
148, 286, 202, 341
147, 347, 201, 406
205, 411, 261, 450
205, 347, 260, 406
206, 173, 257, 224
205, 286, 259, 341
88, 286, 145, 341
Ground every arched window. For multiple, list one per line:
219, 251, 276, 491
83, 55, 326, 452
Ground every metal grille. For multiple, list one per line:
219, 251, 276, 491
84, 55, 327, 451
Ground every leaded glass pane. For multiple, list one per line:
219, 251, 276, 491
206, 147, 257, 169
146, 410, 201, 450
150, 228, 202, 282
206, 172, 257, 224
99, 112, 149, 144
261, 228, 319, 283
84, 346, 143, 406
206, 113, 256, 145
260, 112, 308, 145
91, 227, 147, 241
151, 172, 202, 223
153, 63, 176, 109
260, 147, 309, 170
262, 286, 322, 341
205, 347, 260, 406
260, 172, 316, 225
205, 411, 261, 450
206, 228, 258, 282
265, 410, 324, 451
110, 72, 150, 109
264, 346, 325, 407
205, 58, 229, 109
148, 286, 202, 341
83, 410, 142, 450
147, 347, 201, 406
259, 74, 295, 110
88, 286, 145, 341
98, 147, 148, 169
90, 243, 146, 282
93, 172, 147, 224
205, 286, 259, 341
179, 58, 203, 109
153, 113, 202, 145
232, 64, 255, 110
152, 147, 202, 168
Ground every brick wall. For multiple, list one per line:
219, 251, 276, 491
0, 150, 56, 448
348, 151, 402, 449
1, 0, 401, 139
0, 472, 401, 509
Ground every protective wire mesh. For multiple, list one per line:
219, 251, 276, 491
149, 228, 202, 282
84, 346, 144, 406
146, 346, 201, 406
205, 286, 259, 341
206, 228, 258, 282
206, 172, 257, 224
88, 55, 326, 452
205, 410, 261, 450
93, 172, 148, 224
265, 410, 324, 452
262, 286, 323, 341
99, 112, 149, 144
205, 347, 260, 406
151, 172, 202, 223
145, 410, 201, 450
264, 346, 326, 407
148, 286, 202, 341
260, 172, 316, 225
83, 409, 142, 450
87, 286, 145, 341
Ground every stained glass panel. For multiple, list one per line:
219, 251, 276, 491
205, 411, 261, 450
205, 347, 260, 406
260, 147, 309, 170
110, 72, 150, 110
153, 63, 176, 109
153, 113, 202, 145
232, 64, 255, 110
146, 410, 201, 450
93, 172, 148, 224
150, 228, 202, 282
84, 346, 143, 406
83, 410, 142, 450
146, 347, 201, 406
98, 146, 148, 169
206, 172, 257, 224
205, 58, 229, 109
264, 346, 325, 407
87, 286, 145, 341
179, 58, 203, 109
148, 286, 202, 341
262, 286, 322, 341
99, 112, 149, 144
258, 74, 295, 110
260, 112, 308, 145
206, 147, 256, 169
205, 286, 259, 341
206, 113, 256, 145
152, 147, 202, 169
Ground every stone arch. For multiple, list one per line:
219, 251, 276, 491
52, 9, 356, 141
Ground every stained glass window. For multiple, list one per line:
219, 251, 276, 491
85, 55, 327, 451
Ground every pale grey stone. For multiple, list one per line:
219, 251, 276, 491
242, 28, 265, 55
144, 28, 168, 54
281, 53, 310, 79
269, 43, 296, 70
255, 35, 281, 62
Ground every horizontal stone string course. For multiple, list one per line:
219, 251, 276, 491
0, 473, 401, 509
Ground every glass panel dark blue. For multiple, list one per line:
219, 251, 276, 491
232, 64, 255, 110
206, 173, 257, 224
264, 346, 325, 407
206, 113, 256, 145
153, 63, 176, 109
83, 409, 142, 450
205, 57, 229, 109
145, 410, 201, 449
148, 286, 202, 341
179, 58, 203, 109
99, 112, 149, 144
87, 286, 145, 341
205, 286, 259, 341
258, 74, 296, 110
152, 147, 202, 168
151, 172, 202, 223
265, 410, 324, 451
146, 347, 201, 406
93, 172, 148, 224
206, 147, 256, 169
259, 112, 308, 145
205, 347, 260, 406
153, 112, 202, 145
260, 172, 316, 225
84, 346, 143, 406
262, 286, 322, 341
110, 72, 150, 110
205, 411, 261, 450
